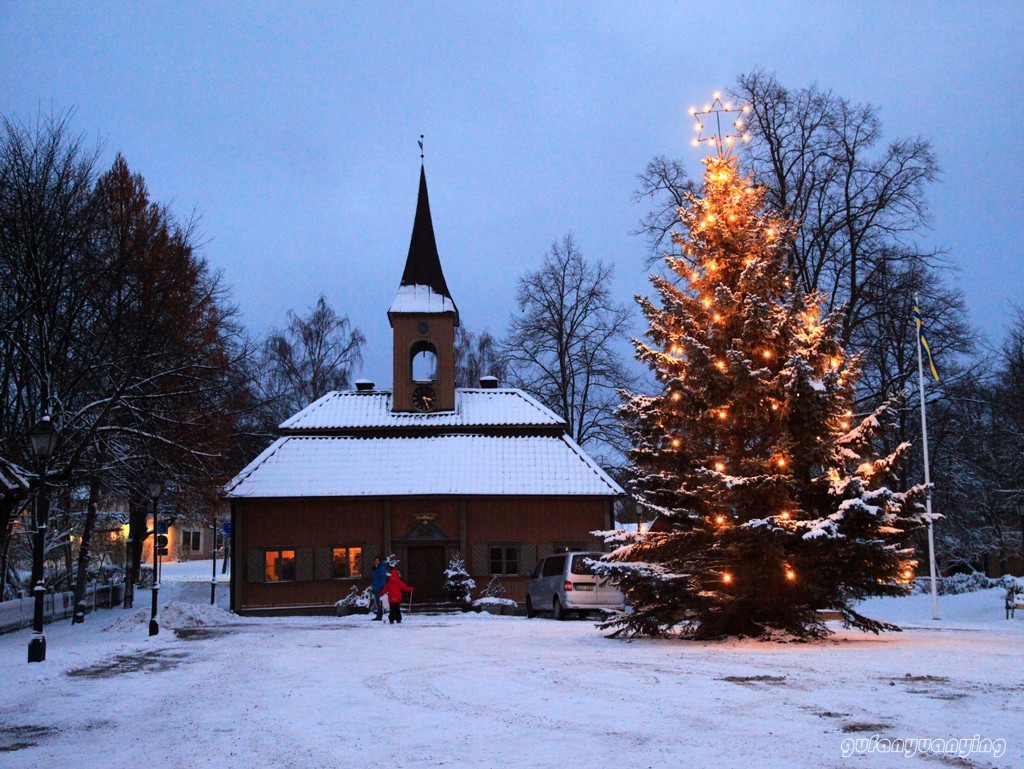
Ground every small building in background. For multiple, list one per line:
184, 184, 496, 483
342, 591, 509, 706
139, 516, 216, 563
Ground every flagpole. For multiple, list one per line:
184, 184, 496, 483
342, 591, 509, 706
915, 295, 940, 620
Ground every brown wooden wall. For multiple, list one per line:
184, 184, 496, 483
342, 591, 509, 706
391, 314, 456, 412
232, 494, 611, 612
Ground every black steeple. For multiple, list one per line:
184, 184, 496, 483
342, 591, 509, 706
399, 166, 456, 305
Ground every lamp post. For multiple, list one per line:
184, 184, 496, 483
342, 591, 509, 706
27, 415, 58, 663
148, 480, 164, 636
1017, 503, 1024, 564
210, 513, 218, 605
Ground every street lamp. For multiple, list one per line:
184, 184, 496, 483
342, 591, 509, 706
27, 415, 58, 663
148, 480, 164, 637
1017, 502, 1024, 564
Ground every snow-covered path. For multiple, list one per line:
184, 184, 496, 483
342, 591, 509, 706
0, 562, 1020, 768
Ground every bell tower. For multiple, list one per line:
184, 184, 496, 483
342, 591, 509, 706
388, 165, 459, 413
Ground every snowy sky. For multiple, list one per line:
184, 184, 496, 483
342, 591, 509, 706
2, 2, 1022, 388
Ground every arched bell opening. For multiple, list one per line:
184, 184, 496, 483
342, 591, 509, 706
410, 340, 438, 382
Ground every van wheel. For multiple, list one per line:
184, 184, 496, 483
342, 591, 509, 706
526, 596, 537, 619
553, 597, 566, 621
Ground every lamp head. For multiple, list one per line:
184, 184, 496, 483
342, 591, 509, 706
148, 480, 164, 500
28, 416, 58, 461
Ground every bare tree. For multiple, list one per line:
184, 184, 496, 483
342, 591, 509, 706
632, 155, 696, 266
1, 115, 252, 614
502, 234, 633, 459
455, 327, 507, 388
733, 71, 945, 347
972, 307, 1024, 570
260, 295, 365, 422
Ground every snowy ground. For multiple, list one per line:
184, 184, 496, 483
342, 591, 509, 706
0, 561, 1020, 769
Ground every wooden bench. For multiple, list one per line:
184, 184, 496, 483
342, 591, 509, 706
815, 609, 844, 622
1006, 590, 1023, 620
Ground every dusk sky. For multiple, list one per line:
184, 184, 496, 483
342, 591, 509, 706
3, 2, 1022, 387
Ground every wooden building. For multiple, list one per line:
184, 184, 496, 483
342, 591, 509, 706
225, 167, 622, 614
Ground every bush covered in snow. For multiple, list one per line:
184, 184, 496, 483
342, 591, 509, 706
442, 553, 475, 605
86, 564, 125, 584
472, 595, 519, 610
917, 573, 1024, 595
481, 575, 508, 599
471, 576, 517, 612
335, 586, 373, 614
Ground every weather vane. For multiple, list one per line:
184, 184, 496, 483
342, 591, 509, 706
418, 134, 424, 161
690, 93, 751, 158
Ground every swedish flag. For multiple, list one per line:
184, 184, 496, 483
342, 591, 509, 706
913, 305, 940, 381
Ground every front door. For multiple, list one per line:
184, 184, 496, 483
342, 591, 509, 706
406, 545, 446, 603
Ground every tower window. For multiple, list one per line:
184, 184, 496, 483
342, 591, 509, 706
410, 340, 438, 382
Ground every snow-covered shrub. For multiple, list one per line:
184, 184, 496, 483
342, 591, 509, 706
471, 576, 518, 613
1004, 575, 1024, 592
442, 553, 475, 604
335, 585, 373, 615
915, 572, 1024, 595
472, 595, 519, 611
86, 564, 125, 584
481, 575, 508, 599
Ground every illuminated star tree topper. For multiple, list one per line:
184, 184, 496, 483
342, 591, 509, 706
689, 93, 751, 159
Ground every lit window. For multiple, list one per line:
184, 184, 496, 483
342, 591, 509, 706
265, 549, 296, 582
332, 546, 363, 579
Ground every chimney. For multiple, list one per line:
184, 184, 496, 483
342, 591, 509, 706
355, 380, 374, 392
479, 376, 499, 389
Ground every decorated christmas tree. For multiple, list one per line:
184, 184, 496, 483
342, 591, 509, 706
599, 98, 926, 639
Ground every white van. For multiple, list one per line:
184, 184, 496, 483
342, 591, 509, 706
526, 551, 624, 619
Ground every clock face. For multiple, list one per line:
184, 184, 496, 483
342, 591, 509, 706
416, 320, 431, 336
411, 385, 437, 412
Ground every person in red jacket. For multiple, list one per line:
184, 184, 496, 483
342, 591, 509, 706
381, 568, 413, 624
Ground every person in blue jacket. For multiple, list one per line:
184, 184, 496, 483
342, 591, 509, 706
370, 556, 389, 621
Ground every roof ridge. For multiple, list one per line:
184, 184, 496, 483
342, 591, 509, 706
279, 390, 340, 430
505, 389, 566, 425
223, 437, 291, 494
557, 434, 624, 495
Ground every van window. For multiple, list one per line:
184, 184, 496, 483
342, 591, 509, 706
570, 553, 603, 575
541, 555, 566, 578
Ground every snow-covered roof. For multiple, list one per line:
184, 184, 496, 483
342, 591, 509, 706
225, 434, 623, 498
280, 388, 565, 432
388, 284, 457, 315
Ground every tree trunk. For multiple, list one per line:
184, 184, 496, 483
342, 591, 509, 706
62, 494, 74, 591
72, 475, 101, 623
123, 499, 146, 609
0, 498, 15, 599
